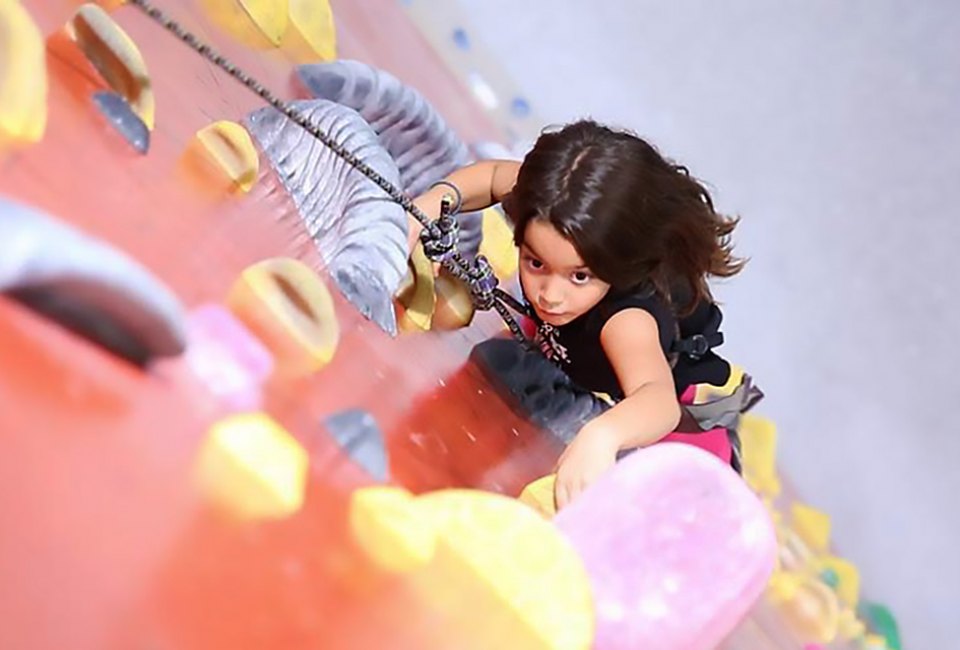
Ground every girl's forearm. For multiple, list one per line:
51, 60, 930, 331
583, 383, 682, 451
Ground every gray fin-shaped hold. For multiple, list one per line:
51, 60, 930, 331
92, 91, 150, 154
246, 99, 407, 336
323, 408, 390, 482
470, 338, 609, 445
297, 60, 483, 259
0, 197, 186, 365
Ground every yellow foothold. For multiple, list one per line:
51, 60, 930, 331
837, 607, 866, 640
395, 242, 435, 332
0, 0, 48, 148
200, 0, 288, 49
739, 413, 781, 498
431, 268, 475, 330
67, 3, 155, 130
767, 570, 840, 644
349, 486, 438, 573
478, 207, 518, 279
227, 257, 340, 376
197, 412, 308, 520
791, 502, 832, 554
281, 0, 337, 63
517, 474, 557, 518
193, 120, 260, 192
818, 555, 861, 607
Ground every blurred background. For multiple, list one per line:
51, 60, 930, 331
403, 1, 960, 647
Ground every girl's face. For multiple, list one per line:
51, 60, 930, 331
518, 219, 611, 326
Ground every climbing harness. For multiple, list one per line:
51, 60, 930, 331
126, 0, 531, 344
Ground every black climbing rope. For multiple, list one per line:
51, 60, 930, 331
126, 0, 530, 344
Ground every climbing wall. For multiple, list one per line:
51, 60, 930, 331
0, 1, 899, 649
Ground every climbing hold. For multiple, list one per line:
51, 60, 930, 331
554, 443, 777, 650
767, 570, 840, 644
0, 0, 48, 149
738, 412, 781, 497
791, 502, 831, 554
510, 97, 531, 119
0, 197, 186, 364
181, 304, 274, 411
349, 486, 438, 574
451, 28, 470, 50
92, 91, 150, 153
349, 486, 594, 649
431, 268, 474, 330
323, 409, 389, 482
517, 474, 556, 518
281, 0, 337, 63
478, 207, 518, 279
817, 555, 860, 607
67, 3, 155, 130
394, 241, 436, 332
197, 412, 309, 520
227, 257, 339, 376
859, 601, 902, 650
200, 0, 288, 49
192, 120, 260, 192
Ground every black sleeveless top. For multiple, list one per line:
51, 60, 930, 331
529, 285, 730, 400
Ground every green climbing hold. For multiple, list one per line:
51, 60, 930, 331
858, 601, 902, 650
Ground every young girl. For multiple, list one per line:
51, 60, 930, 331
410, 120, 744, 509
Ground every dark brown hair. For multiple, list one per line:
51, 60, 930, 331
502, 120, 744, 314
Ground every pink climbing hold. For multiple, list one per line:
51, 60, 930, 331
554, 443, 776, 650
182, 304, 274, 411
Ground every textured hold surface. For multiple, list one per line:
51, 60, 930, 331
182, 304, 274, 411
92, 91, 149, 154
0, 0, 48, 147
226, 257, 340, 376
323, 408, 389, 482
68, 3, 155, 129
246, 99, 406, 335
350, 486, 595, 650
0, 197, 186, 363
283, 0, 337, 63
197, 412, 308, 520
471, 337, 608, 444
193, 119, 259, 191
554, 444, 777, 650
395, 241, 436, 332
297, 59, 483, 258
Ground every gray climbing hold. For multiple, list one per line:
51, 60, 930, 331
323, 408, 389, 482
246, 99, 407, 335
92, 91, 150, 154
297, 60, 483, 259
470, 338, 608, 445
0, 197, 187, 365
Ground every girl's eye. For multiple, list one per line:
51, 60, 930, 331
525, 256, 544, 270
571, 271, 592, 285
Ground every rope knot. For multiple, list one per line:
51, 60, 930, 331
469, 255, 499, 310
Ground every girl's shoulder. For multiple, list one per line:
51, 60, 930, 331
592, 286, 677, 354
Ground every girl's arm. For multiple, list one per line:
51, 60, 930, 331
407, 159, 520, 252
554, 308, 681, 508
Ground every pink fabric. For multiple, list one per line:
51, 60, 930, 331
660, 428, 732, 465
555, 443, 777, 650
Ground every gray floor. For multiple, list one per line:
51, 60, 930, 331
449, 1, 960, 646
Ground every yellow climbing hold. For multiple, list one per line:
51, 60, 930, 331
194, 120, 260, 192
767, 570, 840, 644
350, 486, 594, 650
518, 474, 558, 518
0, 0, 47, 148
739, 413, 781, 498
67, 3, 155, 130
349, 486, 438, 573
431, 268, 475, 330
791, 502, 832, 554
197, 412, 309, 520
478, 207, 518, 279
227, 257, 340, 376
282, 0, 337, 63
818, 555, 861, 607
395, 242, 436, 332
200, 0, 288, 49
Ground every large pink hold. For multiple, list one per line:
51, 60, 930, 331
554, 443, 776, 650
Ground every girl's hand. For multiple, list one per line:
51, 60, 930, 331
554, 424, 620, 510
